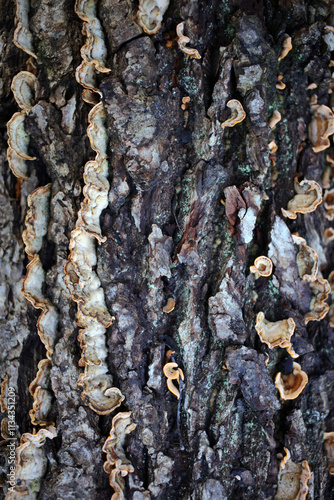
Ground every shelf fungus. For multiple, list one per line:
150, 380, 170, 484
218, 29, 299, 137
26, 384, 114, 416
22, 184, 51, 259
6, 426, 56, 499
176, 22, 201, 59
102, 412, 136, 499
281, 178, 323, 220
250, 256, 273, 277
11, 71, 37, 113
328, 271, 334, 328
75, 61, 102, 105
29, 359, 53, 426
255, 312, 298, 358
274, 458, 310, 500
278, 36, 292, 61
221, 99, 246, 129
276, 73, 286, 90
309, 104, 334, 153
275, 362, 308, 400
324, 432, 334, 475
304, 275, 331, 324
0, 376, 8, 413
137, 0, 170, 35
163, 362, 184, 399
13, 0, 37, 58
163, 297, 175, 313
75, 0, 111, 73
292, 235, 318, 282
7, 112, 36, 161
269, 110, 282, 129
324, 188, 334, 221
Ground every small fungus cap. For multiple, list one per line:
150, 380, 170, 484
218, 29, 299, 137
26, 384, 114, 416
250, 256, 273, 277
221, 99, 246, 129
275, 362, 308, 400
281, 178, 323, 220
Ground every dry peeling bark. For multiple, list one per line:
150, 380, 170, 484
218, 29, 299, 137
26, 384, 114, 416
1, 0, 334, 499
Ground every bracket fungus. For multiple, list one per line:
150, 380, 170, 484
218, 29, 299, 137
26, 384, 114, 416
276, 73, 286, 90
75, 61, 102, 105
278, 36, 292, 61
250, 256, 273, 277
324, 188, 334, 221
275, 362, 308, 400
13, 0, 37, 58
308, 104, 334, 153
0, 376, 8, 413
29, 359, 53, 426
221, 99, 246, 129
11, 71, 36, 113
292, 235, 319, 282
274, 458, 310, 500
281, 178, 323, 220
269, 110, 282, 129
324, 432, 334, 475
163, 362, 184, 399
22, 184, 51, 259
137, 0, 170, 35
163, 297, 175, 313
304, 275, 331, 324
6, 427, 56, 499
255, 312, 298, 358
103, 412, 136, 499
7, 112, 36, 161
176, 22, 201, 59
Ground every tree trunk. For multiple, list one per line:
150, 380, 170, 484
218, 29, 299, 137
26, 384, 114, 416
0, 0, 334, 499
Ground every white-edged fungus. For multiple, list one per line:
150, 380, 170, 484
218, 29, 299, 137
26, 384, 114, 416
324, 228, 334, 244
0, 376, 8, 413
221, 99, 246, 129
7, 112, 36, 161
275, 362, 308, 400
163, 361, 184, 399
278, 36, 292, 61
22, 184, 51, 259
103, 412, 136, 499
11, 71, 37, 113
250, 256, 273, 277
327, 271, 334, 328
87, 102, 108, 158
13, 0, 37, 58
269, 110, 282, 129
281, 178, 323, 220
292, 235, 319, 282
274, 458, 310, 500
324, 188, 334, 220
308, 104, 334, 153
7, 146, 29, 179
29, 359, 53, 426
176, 22, 201, 59
255, 312, 298, 358
304, 275, 331, 324
137, 0, 170, 35
324, 432, 334, 475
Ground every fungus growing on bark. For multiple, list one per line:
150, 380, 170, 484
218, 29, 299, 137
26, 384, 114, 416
307, 83, 317, 90
221, 99, 246, 129
292, 235, 318, 282
327, 271, 334, 327
7, 146, 29, 179
7, 112, 36, 161
269, 110, 281, 129
163, 362, 184, 399
13, 0, 37, 58
274, 458, 310, 500
276, 74, 286, 90
22, 184, 51, 259
308, 104, 334, 153
29, 359, 53, 426
0, 376, 8, 413
103, 412, 136, 499
75, 61, 102, 104
324, 432, 334, 474
6, 426, 56, 499
324, 188, 334, 220
21, 255, 58, 359
275, 362, 308, 400
87, 102, 108, 158
255, 312, 298, 358
281, 178, 323, 220
304, 275, 331, 324
278, 36, 292, 61
137, 0, 170, 35
269, 141, 278, 153
324, 228, 334, 244
163, 297, 175, 313
250, 256, 273, 277
280, 448, 291, 469
11, 71, 36, 112
176, 22, 201, 59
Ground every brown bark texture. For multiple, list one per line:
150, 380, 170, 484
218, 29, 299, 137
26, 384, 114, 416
0, 0, 334, 499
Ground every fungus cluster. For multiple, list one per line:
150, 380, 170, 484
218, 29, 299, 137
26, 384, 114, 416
281, 178, 323, 219
255, 312, 298, 358
6, 427, 56, 499
176, 22, 201, 59
74, 0, 111, 104
304, 275, 331, 324
102, 412, 136, 499
163, 362, 184, 399
137, 0, 170, 35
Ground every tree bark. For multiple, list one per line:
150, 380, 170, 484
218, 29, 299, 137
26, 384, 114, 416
0, 0, 334, 499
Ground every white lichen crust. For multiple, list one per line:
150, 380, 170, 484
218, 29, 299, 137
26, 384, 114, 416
102, 412, 136, 499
